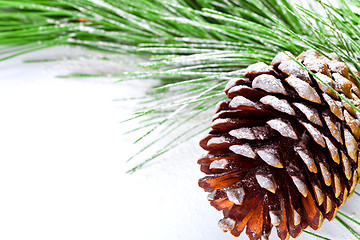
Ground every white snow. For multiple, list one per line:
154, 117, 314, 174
278, 60, 311, 83
255, 174, 276, 193
322, 93, 344, 120
209, 159, 229, 169
229, 144, 256, 159
323, 114, 342, 143
208, 136, 230, 146
285, 75, 321, 103
252, 74, 287, 95
323, 135, 340, 164
266, 119, 297, 139
256, 148, 283, 168
245, 62, 273, 76
319, 162, 332, 186
291, 176, 308, 197
229, 127, 256, 140
226, 187, 245, 205
293, 102, 323, 126
260, 95, 295, 115
299, 121, 325, 148
294, 146, 317, 173
344, 129, 358, 161
269, 211, 280, 226
229, 96, 254, 108
218, 218, 235, 232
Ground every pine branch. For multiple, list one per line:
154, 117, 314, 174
0, 0, 307, 60
2, 0, 359, 170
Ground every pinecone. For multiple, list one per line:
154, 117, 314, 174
198, 49, 360, 240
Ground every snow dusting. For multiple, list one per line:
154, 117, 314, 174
341, 95, 357, 117
229, 128, 255, 140
252, 74, 287, 95
293, 210, 301, 226
285, 75, 321, 103
228, 85, 252, 95
208, 136, 230, 146
304, 58, 329, 76
269, 211, 281, 226
314, 72, 337, 97
334, 174, 342, 198
271, 51, 293, 66
291, 176, 308, 197
323, 135, 340, 164
266, 119, 297, 139
328, 61, 349, 77
260, 95, 295, 115
314, 184, 325, 205
322, 93, 344, 120
224, 78, 239, 92
229, 144, 256, 159
333, 73, 352, 98
218, 218, 236, 232
229, 126, 272, 140
319, 162, 332, 186
212, 118, 230, 126
255, 174, 276, 193
207, 190, 216, 201
299, 121, 325, 148
344, 110, 360, 139
293, 102, 323, 126
294, 146, 317, 173
256, 148, 283, 168
341, 151, 352, 180
344, 129, 358, 161
245, 62, 274, 77
323, 114, 342, 143
226, 187, 245, 205
229, 96, 254, 108
209, 159, 229, 170
278, 60, 311, 83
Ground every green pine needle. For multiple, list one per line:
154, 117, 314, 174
303, 230, 331, 240
336, 216, 360, 240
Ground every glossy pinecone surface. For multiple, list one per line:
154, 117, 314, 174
198, 50, 360, 240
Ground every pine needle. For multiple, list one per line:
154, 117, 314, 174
303, 230, 331, 240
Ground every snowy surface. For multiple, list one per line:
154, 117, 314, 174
0, 46, 360, 240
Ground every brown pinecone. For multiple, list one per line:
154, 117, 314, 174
198, 49, 360, 240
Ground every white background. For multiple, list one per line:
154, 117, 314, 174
1, 46, 360, 240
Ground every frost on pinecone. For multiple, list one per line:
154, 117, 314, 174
198, 50, 360, 240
